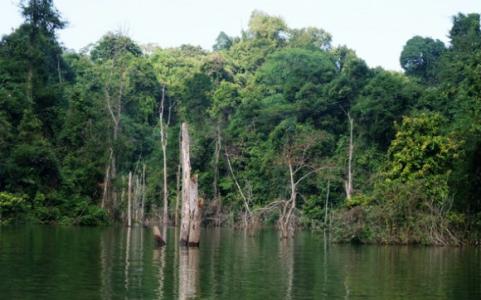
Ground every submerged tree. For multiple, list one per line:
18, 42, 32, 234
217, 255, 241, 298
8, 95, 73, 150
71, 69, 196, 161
269, 120, 329, 238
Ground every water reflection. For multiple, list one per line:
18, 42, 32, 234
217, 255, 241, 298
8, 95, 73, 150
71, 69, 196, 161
179, 248, 200, 299
278, 239, 294, 300
0, 227, 480, 299
153, 225, 167, 299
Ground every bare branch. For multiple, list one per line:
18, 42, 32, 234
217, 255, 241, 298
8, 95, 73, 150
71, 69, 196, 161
225, 149, 251, 216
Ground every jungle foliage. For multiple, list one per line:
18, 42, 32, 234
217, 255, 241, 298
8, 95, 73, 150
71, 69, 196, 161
1, 1, 481, 244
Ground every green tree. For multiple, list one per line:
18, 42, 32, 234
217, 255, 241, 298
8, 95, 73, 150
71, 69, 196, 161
400, 36, 445, 83
213, 31, 233, 51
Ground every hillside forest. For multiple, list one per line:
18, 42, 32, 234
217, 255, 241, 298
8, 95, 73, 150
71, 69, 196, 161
2, 0, 481, 245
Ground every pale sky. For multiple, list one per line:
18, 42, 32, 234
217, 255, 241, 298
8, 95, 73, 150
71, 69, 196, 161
1, 0, 480, 70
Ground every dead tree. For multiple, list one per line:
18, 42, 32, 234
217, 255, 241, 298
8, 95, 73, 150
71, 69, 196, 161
159, 86, 172, 226
102, 55, 128, 217
212, 123, 222, 225
174, 127, 182, 227
179, 123, 202, 247
225, 148, 252, 229
344, 112, 354, 200
276, 127, 329, 239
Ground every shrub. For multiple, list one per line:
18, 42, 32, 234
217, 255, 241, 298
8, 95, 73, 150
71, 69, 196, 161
0, 192, 27, 224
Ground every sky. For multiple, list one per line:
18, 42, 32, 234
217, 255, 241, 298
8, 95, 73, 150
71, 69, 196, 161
1, 0, 480, 71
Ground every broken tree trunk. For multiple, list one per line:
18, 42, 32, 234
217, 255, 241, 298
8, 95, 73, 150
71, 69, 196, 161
179, 123, 202, 247
153, 225, 166, 247
179, 123, 191, 244
188, 179, 202, 246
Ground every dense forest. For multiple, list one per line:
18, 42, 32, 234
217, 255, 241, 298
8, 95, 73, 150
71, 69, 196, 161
1, 0, 481, 245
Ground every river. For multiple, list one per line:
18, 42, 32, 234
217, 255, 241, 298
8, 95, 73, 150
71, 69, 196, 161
0, 226, 479, 299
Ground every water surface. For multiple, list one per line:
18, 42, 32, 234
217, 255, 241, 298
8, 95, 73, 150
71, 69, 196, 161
0, 226, 479, 299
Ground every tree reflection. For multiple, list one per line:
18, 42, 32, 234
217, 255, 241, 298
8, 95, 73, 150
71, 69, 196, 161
179, 247, 200, 300
279, 239, 294, 300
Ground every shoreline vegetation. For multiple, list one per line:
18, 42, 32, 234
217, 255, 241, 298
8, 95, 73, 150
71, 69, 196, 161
1, 1, 481, 246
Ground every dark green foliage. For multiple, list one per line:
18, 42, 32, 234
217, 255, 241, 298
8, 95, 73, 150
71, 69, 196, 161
90, 32, 142, 62
1, 4, 481, 244
352, 71, 421, 149
400, 36, 445, 82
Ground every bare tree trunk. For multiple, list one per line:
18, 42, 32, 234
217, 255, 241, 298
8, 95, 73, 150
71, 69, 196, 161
127, 171, 132, 227
188, 178, 202, 246
101, 149, 113, 209
225, 149, 251, 222
162, 142, 169, 225
141, 164, 146, 225
175, 162, 181, 226
179, 123, 202, 247
120, 176, 125, 221
280, 161, 297, 239
160, 87, 170, 226
180, 123, 191, 245
345, 113, 354, 200
324, 179, 330, 226
111, 156, 117, 215
135, 175, 142, 224
104, 66, 126, 218
213, 123, 222, 224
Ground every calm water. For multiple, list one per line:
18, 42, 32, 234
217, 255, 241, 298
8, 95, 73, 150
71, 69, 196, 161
0, 226, 479, 299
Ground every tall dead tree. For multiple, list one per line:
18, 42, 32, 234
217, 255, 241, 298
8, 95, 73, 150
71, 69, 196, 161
159, 86, 172, 225
212, 123, 222, 224
276, 127, 329, 239
102, 58, 127, 217
344, 113, 354, 200
174, 127, 182, 227
179, 123, 202, 247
